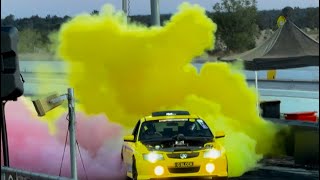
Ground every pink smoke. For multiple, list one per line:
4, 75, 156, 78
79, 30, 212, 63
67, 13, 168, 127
1, 97, 126, 180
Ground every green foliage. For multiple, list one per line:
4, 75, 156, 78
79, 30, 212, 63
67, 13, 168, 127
257, 7, 319, 30
2, 14, 16, 26
47, 31, 59, 55
91, 10, 99, 15
1, 6, 318, 55
18, 28, 45, 53
212, 0, 259, 52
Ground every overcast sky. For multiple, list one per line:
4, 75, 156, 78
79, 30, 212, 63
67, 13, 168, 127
1, 0, 319, 18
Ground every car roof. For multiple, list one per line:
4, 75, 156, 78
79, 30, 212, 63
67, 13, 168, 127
143, 114, 200, 121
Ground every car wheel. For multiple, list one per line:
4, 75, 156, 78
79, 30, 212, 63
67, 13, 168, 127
132, 156, 138, 180
122, 158, 131, 180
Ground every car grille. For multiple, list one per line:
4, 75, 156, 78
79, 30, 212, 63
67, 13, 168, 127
168, 167, 200, 173
167, 152, 199, 159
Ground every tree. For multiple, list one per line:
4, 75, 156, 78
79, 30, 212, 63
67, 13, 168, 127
1, 6, 317, 56
212, 0, 259, 52
257, 9, 280, 30
305, 7, 319, 29
47, 30, 59, 55
2, 14, 16, 26
18, 29, 44, 53
91, 10, 99, 15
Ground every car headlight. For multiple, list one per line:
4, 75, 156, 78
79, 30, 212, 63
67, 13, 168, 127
143, 152, 164, 163
203, 149, 221, 159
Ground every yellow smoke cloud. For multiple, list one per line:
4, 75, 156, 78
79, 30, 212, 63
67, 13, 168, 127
56, 2, 278, 177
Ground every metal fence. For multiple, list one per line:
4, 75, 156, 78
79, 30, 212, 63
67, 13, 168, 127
1, 166, 73, 180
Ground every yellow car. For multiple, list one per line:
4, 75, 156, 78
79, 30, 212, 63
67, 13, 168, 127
121, 110, 228, 180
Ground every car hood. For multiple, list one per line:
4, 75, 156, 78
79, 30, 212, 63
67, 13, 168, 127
141, 141, 221, 152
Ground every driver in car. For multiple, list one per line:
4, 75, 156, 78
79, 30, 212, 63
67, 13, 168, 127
183, 121, 196, 136
141, 123, 162, 139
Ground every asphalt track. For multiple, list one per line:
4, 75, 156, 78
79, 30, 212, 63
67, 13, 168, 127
232, 158, 319, 180
234, 167, 319, 180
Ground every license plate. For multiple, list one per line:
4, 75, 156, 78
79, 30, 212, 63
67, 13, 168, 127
175, 162, 194, 168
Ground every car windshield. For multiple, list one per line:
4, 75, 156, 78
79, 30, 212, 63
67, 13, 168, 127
139, 119, 213, 141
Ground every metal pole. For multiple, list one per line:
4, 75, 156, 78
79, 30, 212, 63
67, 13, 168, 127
255, 71, 260, 114
150, 0, 160, 26
122, 0, 128, 15
68, 88, 77, 180
1, 102, 10, 166
255, 71, 258, 93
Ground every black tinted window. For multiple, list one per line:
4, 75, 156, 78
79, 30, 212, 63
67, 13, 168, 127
139, 119, 213, 141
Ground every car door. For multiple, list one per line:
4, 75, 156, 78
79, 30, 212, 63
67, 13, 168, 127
123, 120, 141, 169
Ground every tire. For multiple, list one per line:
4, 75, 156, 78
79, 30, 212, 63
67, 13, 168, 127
132, 156, 138, 180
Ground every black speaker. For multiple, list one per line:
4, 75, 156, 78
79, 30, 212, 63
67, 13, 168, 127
1, 26, 24, 101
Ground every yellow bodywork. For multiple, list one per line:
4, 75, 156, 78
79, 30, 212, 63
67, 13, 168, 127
267, 70, 277, 80
122, 113, 228, 179
277, 15, 287, 28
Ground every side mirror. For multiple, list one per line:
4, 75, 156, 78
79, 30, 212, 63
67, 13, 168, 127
124, 135, 135, 142
215, 131, 225, 139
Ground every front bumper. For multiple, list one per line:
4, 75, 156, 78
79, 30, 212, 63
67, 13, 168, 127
135, 155, 228, 180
